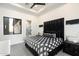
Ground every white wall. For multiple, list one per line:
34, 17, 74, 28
0, 7, 38, 45
0, 40, 10, 56
0, 7, 38, 55
31, 16, 40, 36
39, 3, 79, 41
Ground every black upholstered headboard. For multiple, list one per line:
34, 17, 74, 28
43, 18, 64, 39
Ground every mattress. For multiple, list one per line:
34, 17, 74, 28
24, 35, 63, 56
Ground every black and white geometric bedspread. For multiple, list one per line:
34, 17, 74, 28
24, 36, 63, 56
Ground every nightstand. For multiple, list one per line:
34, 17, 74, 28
63, 41, 79, 56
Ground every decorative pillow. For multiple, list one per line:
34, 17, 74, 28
49, 33, 56, 38
43, 33, 56, 38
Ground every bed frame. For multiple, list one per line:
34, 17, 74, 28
25, 42, 64, 56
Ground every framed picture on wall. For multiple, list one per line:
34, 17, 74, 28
3, 16, 22, 35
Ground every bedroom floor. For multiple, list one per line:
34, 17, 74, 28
10, 43, 70, 56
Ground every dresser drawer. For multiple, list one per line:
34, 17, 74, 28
63, 42, 79, 56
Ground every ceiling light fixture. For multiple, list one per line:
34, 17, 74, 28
34, 5, 38, 8
31, 3, 45, 8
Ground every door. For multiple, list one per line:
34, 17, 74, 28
26, 20, 31, 36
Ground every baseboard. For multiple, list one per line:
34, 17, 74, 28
0, 54, 10, 56
11, 41, 24, 46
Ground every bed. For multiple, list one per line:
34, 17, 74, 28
24, 34, 63, 56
